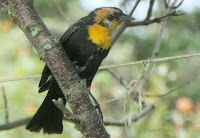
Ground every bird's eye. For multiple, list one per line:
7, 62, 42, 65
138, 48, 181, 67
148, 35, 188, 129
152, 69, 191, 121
111, 12, 119, 17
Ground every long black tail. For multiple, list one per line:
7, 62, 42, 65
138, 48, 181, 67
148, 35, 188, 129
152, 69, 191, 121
26, 81, 66, 134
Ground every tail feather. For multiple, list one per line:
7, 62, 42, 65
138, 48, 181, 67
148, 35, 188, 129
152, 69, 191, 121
26, 81, 66, 134
39, 65, 51, 88
38, 80, 51, 93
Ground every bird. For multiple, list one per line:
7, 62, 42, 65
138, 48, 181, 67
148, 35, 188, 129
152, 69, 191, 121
26, 7, 134, 134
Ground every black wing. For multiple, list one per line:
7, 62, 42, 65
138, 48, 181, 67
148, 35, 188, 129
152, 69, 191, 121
39, 17, 89, 92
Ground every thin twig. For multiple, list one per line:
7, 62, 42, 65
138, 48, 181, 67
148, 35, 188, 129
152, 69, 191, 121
112, 0, 142, 45
129, 0, 141, 16
0, 117, 32, 130
99, 53, 200, 70
145, 0, 155, 20
128, 0, 184, 27
164, 0, 168, 8
52, 98, 79, 122
2, 86, 9, 123
103, 68, 129, 87
173, 0, 184, 9
126, 79, 136, 90
0, 75, 41, 83
0, 116, 76, 131
127, 11, 183, 26
0, 52, 198, 84
146, 81, 190, 97
52, 98, 73, 117
50, 0, 68, 22
104, 104, 155, 126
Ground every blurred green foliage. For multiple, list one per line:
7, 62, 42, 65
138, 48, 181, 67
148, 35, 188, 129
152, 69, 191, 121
0, 0, 200, 138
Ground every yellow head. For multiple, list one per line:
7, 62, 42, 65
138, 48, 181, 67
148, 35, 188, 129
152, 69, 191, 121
92, 7, 134, 29
88, 7, 134, 50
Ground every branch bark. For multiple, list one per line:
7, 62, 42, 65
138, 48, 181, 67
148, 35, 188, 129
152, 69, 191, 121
5, 0, 109, 137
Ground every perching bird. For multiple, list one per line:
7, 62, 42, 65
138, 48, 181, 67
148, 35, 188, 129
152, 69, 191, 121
26, 7, 134, 134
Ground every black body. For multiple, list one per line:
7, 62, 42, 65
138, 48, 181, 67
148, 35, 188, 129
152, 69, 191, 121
26, 16, 110, 134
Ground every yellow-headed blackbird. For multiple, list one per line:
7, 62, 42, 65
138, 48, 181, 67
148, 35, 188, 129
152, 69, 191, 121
26, 7, 134, 134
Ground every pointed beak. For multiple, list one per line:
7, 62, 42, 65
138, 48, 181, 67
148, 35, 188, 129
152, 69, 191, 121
119, 14, 135, 22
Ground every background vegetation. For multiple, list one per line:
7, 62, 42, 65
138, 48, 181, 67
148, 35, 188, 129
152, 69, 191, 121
0, 0, 200, 137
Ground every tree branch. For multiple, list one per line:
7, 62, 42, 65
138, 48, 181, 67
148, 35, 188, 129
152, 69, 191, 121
0, 75, 41, 83
127, 0, 184, 27
104, 104, 155, 126
52, 98, 79, 123
145, 0, 155, 20
4, 0, 109, 137
0, 103, 154, 130
99, 53, 200, 70
0, 117, 32, 130
127, 11, 183, 26
102, 68, 129, 87
146, 81, 190, 97
1, 86, 9, 123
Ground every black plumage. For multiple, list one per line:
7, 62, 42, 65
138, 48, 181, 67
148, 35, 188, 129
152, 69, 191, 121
26, 14, 110, 134
26, 7, 133, 134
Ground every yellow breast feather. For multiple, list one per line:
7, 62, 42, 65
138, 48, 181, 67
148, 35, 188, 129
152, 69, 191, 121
88, 24, 113, 50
